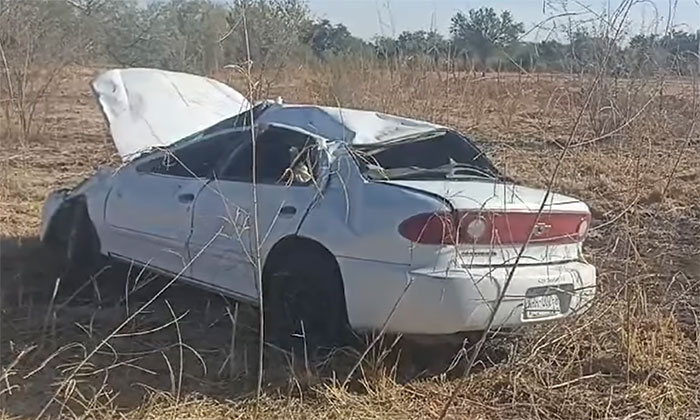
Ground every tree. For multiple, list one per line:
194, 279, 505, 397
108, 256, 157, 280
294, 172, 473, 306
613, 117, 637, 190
221, 0, 311, 69
567, 28, 627, 74
0, 0, 94, 142
300, 19, 369, 59
397, 31, 446, 55
449, 7, 524, 65
625, 34, 667, 74
372, 35, 399, 60
534, 39, 567, 71
662, 30, 699, 74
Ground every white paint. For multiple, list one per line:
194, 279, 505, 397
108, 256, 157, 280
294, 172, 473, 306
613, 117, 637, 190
92, 68, 251, 161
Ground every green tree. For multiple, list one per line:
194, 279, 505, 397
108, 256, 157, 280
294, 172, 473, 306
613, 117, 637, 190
373, 36, 399, 59
301, 19, 369, 59
449, 7, 524, 65
533, 39, 567, 70
91, 0, 228, 74
397, 31, 446, 56
625, 34, 667, 74
221, 0, 311, 68
662, 30, 699, 74
563, 28, 622, 73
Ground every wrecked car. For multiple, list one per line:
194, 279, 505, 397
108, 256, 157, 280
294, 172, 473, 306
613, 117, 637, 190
41, 68, 597, 350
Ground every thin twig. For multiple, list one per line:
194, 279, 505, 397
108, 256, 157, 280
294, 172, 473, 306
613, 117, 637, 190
438, 2, 636, 418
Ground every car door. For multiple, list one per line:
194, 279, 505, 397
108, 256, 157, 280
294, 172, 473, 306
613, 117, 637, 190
104, 133, 237, 275
188, 126, 325, 299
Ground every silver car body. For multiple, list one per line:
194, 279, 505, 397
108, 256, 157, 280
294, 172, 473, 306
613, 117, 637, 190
41, 68, 597, 335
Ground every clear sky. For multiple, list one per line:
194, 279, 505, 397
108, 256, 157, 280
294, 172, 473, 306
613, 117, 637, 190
306, 0, 700, 40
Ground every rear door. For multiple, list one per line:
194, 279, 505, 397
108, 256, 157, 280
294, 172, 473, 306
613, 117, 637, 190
188, 126, 324, 299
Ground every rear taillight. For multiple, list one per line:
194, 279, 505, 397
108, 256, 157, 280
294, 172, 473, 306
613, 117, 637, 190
399, 211, 591, 245
398, 212, 456, 245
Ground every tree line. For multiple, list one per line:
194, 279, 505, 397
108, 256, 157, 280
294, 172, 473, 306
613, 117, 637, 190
307, 7, 700, 76
1, 0, 699, 77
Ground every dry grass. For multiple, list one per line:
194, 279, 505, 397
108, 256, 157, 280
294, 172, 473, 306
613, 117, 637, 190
1, 63, 700, 419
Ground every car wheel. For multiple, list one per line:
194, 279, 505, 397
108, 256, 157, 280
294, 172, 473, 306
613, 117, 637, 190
263, 246, 351, 357
59, 200, 104, 284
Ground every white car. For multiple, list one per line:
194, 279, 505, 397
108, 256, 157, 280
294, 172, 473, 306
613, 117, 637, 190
41, 68, 596, 350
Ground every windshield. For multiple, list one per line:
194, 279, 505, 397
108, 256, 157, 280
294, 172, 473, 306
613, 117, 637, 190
352, 130, 504, 181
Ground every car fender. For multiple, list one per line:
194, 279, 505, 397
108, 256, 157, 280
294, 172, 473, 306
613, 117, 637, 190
40, 168, 115, 252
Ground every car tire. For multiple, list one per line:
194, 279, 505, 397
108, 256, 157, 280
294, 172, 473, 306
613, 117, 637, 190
263, 245, 352, 357
56, 199, 104, 285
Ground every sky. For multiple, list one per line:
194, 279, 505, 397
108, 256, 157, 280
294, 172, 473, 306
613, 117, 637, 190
306, 0, 700, 41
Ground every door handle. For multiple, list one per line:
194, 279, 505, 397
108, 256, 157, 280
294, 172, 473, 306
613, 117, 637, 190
178, 193, 195, 203
279, 205, 297, 217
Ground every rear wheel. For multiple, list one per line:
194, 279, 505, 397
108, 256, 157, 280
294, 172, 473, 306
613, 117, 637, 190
263, 242, 352, 357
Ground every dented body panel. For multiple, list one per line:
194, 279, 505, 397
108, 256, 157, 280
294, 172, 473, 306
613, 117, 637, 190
295, 149, 596, 334
92, 68, 252, 161
42, 68, 598, 337
41, 168, 114, 246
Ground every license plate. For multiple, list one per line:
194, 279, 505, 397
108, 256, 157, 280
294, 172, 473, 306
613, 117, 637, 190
524, 294, 561, 319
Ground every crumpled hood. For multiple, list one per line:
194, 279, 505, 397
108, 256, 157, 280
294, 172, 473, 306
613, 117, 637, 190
92, 68, 251, 161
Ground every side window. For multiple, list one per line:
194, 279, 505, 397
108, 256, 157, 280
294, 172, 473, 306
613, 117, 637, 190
137, 131, 247, 178
221, 127, 319, 185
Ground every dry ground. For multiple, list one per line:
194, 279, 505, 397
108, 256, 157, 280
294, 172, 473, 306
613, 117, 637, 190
1, 64, 700, 419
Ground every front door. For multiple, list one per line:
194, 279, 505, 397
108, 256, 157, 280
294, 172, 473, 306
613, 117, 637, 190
105, 159, 206, 275
104, 129, 249, 275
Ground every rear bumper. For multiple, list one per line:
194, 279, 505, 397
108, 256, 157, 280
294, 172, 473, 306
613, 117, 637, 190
339, 258, 596, 335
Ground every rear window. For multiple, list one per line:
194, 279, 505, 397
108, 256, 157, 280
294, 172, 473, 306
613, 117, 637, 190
352, 130, 502, 181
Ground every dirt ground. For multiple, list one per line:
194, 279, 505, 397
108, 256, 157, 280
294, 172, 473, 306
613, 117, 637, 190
2, 65, 700, 419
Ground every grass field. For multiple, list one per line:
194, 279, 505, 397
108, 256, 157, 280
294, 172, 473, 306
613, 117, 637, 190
2, 64, 700, 419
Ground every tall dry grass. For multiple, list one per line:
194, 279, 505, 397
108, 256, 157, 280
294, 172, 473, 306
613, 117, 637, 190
1, 54, 699, 420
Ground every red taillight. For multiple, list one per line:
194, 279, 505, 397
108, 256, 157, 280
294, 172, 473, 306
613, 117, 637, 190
399, 211, 590, 245
398, 212, 456, 245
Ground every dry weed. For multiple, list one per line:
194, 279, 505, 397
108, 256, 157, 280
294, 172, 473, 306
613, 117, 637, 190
1, 61, 699, 419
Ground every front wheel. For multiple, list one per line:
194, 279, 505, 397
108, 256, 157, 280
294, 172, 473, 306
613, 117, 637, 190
46, 198, 105, 289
